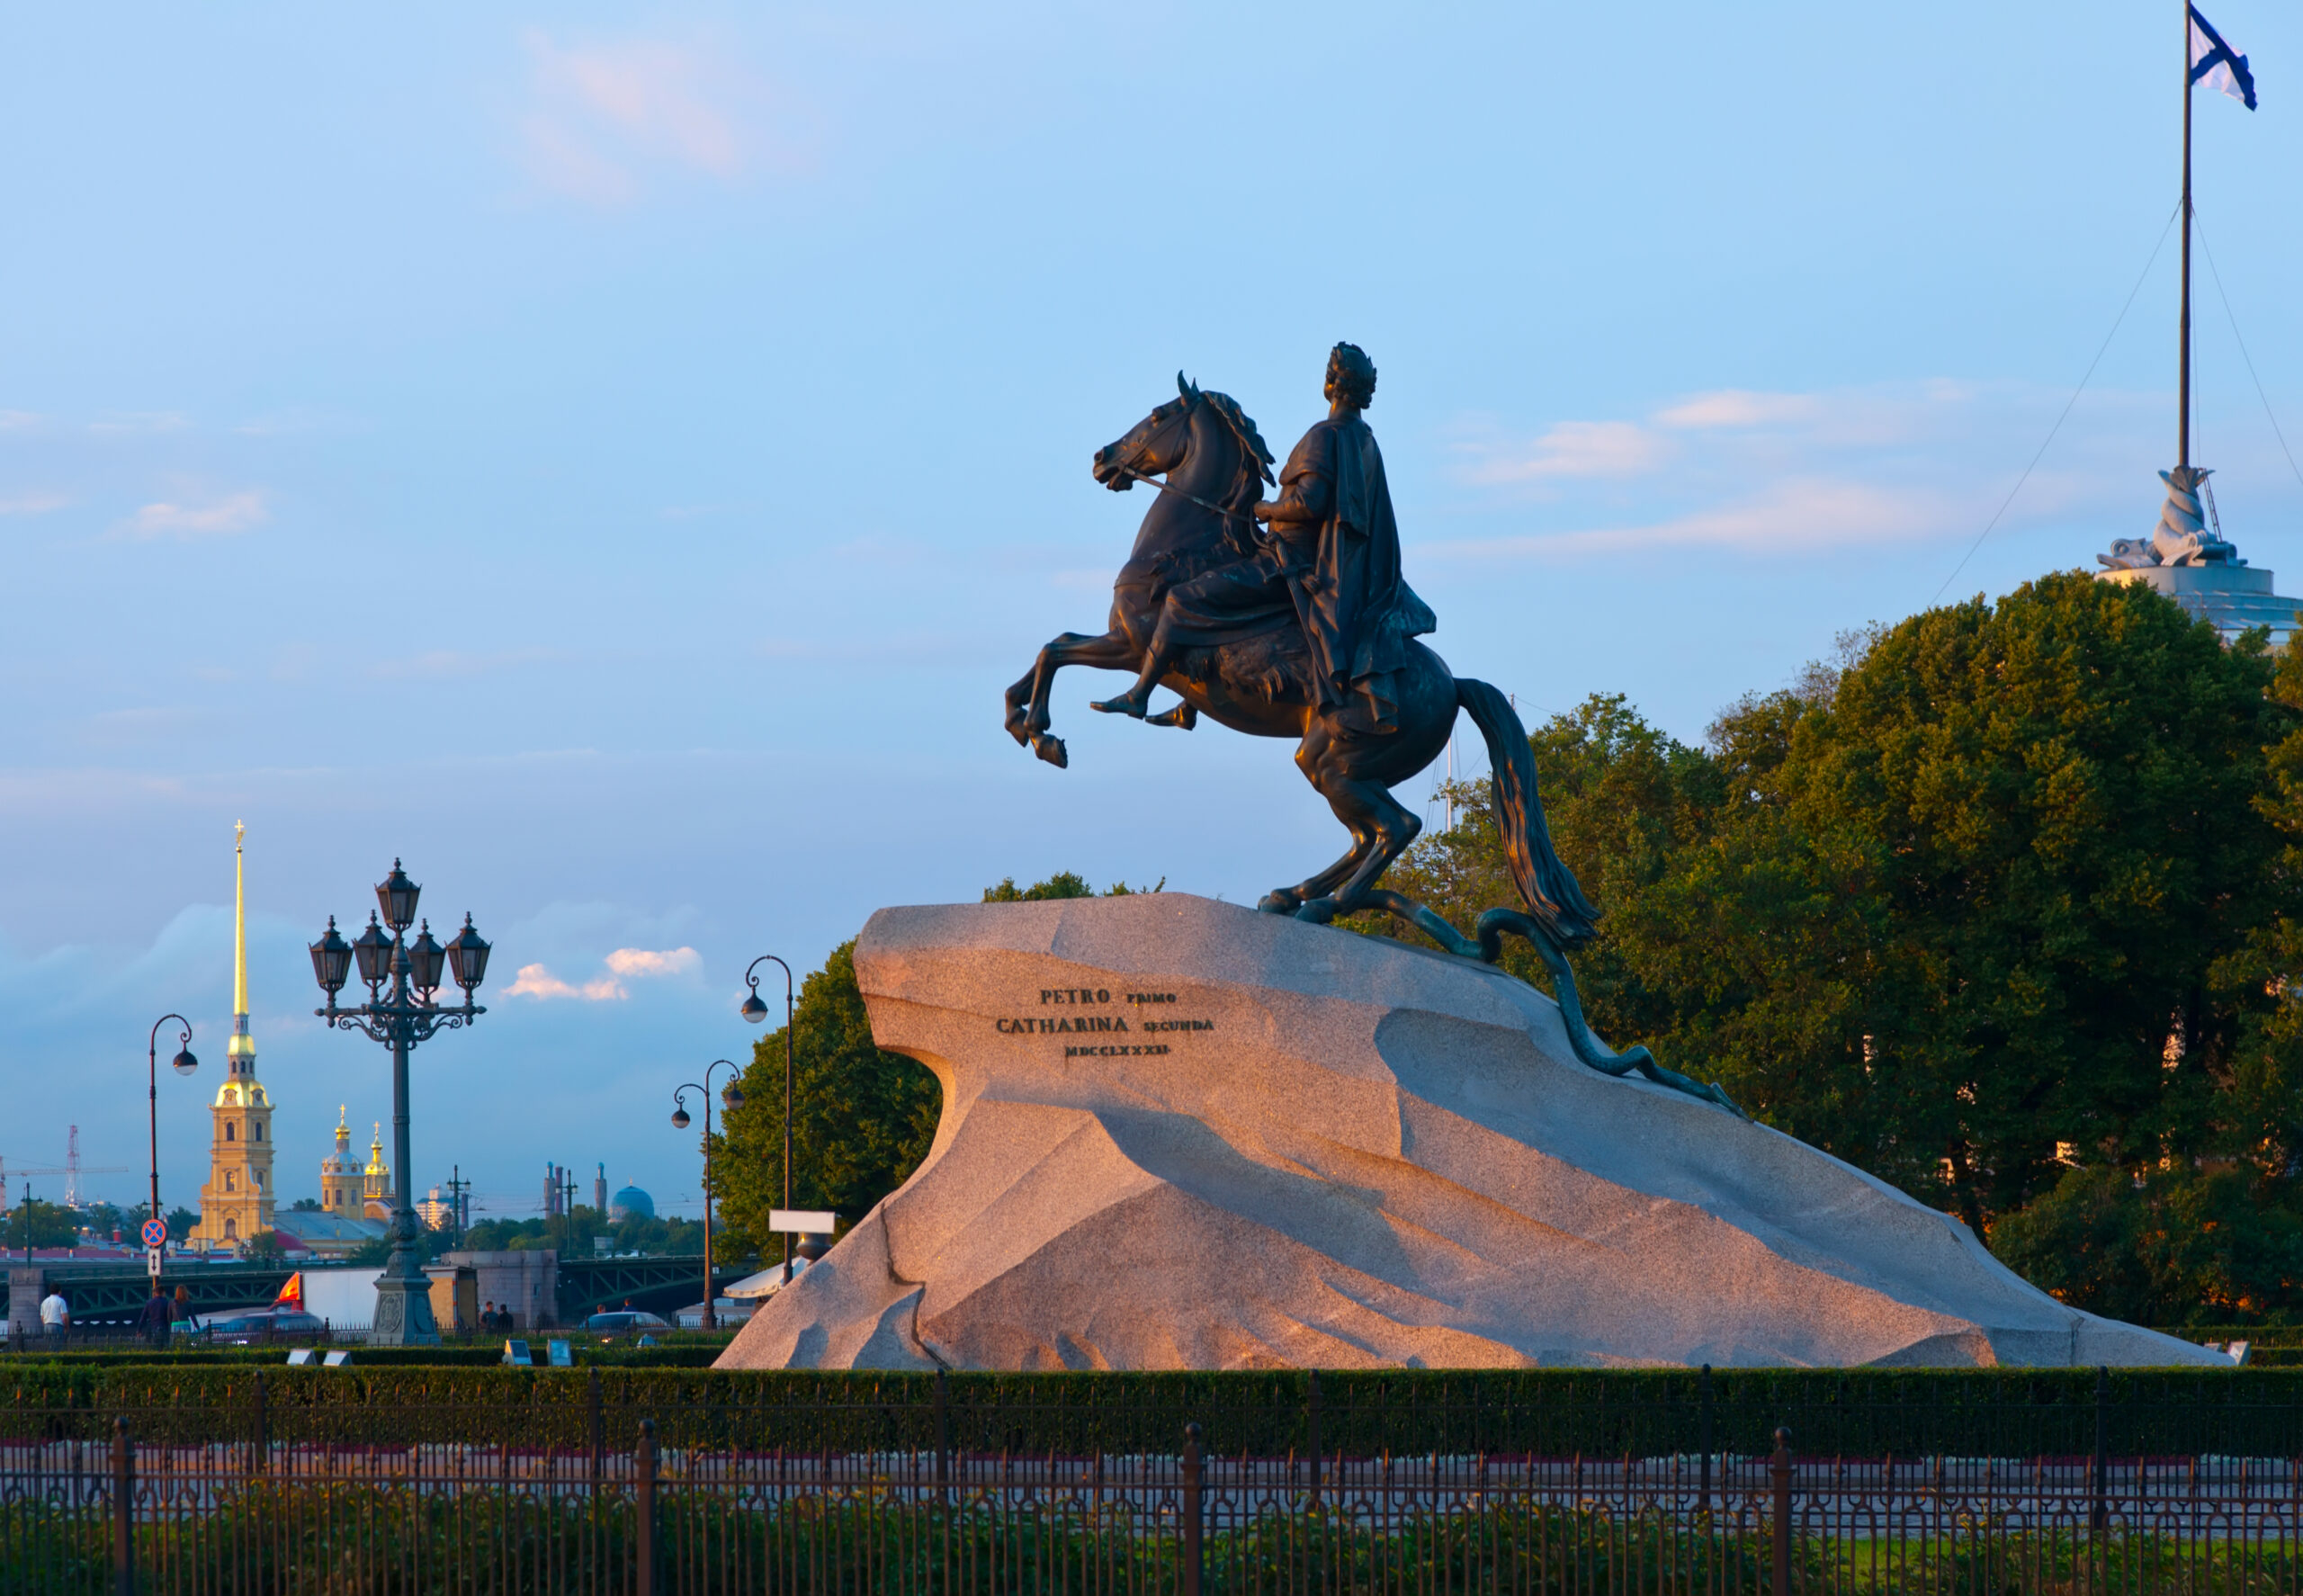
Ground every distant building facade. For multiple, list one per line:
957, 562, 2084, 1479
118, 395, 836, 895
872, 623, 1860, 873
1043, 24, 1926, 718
417, 1186, 455, 1231
273, 1103, 388, 1260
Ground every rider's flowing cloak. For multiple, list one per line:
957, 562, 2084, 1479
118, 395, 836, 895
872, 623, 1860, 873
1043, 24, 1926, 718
1292, 413, 1437, 733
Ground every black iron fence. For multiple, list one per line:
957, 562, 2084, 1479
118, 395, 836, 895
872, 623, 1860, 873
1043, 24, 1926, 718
8, 1376, 2303, 1592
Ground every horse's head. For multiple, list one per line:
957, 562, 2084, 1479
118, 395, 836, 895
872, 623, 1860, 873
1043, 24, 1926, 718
1092, 373, 1277, 503
1091, 374, 1200, 491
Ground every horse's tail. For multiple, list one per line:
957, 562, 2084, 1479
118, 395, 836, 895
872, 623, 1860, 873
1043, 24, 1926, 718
1456, 678, 1600, 948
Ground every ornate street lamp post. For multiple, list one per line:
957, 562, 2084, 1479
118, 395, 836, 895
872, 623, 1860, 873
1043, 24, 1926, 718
740, 955, 798, 1282
670, 1062, 745, 1331
308, 861, 490, 1346
145, 1015, 198, 1281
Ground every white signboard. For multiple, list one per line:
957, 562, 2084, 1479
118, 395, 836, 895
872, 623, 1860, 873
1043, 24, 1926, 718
147, 1247, 164, 1275
299, 1269, 384, 1327
768, 1209, 838, 1234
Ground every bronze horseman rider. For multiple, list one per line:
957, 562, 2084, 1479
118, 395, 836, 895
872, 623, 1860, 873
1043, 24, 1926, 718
1006, 346, 1738, 1112
1093, 342, 1436, 731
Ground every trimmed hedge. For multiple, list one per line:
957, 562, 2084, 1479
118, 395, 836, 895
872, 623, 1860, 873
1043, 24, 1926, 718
2, 1346, 506, 1369
1, 1342, 719, 1371
6, 1366, 2294, 1460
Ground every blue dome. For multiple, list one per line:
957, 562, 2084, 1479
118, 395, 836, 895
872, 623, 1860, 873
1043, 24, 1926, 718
608, 1185, 654, 1222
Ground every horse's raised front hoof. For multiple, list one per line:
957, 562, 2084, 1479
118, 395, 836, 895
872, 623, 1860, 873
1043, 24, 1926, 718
1257, 890, 1303, 916
1004, 703, 1034, 747
1032, 734, 1069, 768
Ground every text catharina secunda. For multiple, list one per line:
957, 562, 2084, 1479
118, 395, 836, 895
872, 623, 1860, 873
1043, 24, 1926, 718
995, 986, 1213, 1041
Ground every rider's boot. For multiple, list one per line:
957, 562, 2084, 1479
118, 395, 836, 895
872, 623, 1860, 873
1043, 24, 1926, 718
1091, 623, 1179, 718
1089, 684, 1153, 718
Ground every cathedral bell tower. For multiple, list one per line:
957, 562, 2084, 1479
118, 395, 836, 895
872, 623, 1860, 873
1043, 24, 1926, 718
193, 824, 276, 1250
320, 1107, 363, 1214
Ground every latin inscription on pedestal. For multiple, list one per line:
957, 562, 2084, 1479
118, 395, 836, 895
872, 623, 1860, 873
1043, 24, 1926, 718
992, 987, 1215, 1058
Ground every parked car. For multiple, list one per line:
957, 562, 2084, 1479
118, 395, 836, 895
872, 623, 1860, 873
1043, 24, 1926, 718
197, 1310, 327, 1341
583, 1310, 670, 1334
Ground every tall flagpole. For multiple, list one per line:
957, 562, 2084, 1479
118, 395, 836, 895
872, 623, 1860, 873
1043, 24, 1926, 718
2179, 0, 2193, 470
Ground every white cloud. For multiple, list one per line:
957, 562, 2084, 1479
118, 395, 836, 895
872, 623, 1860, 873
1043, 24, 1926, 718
517, 31, 800, 204
1430, 380, 2181, 563
1427, 478, 1941, 560
1456, 419, 1667, 485
0, 410, 39, 430
0, 491, 67, 515
605, 946, 701, 979
505, 946, 701, 1000
503, 964, 624, 1001
119, 489, 268, 540
1653, 390, 1824, 430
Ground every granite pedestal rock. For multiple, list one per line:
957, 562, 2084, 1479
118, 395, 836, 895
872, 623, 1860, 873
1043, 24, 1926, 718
716, 894, 2218, 1371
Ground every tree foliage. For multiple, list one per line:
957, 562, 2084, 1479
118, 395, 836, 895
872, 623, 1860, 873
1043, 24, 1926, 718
712, 940, 943, 1262
712, 873, 1153, 1260
457, 1207, 704, 1259
1367, 574, 2303, 1324
4, 1198, 79, 1251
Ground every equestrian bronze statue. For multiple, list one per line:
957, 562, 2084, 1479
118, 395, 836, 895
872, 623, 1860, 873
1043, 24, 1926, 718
1003, 345, 1735, 1112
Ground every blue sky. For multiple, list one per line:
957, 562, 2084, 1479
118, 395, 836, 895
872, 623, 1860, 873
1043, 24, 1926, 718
4, 2, 2299, 1224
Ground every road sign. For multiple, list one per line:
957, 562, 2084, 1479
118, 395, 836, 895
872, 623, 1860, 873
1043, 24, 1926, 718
140, 1217, 168, 1248
147, 1246, 164, 1274
769, 1209, 838, 1234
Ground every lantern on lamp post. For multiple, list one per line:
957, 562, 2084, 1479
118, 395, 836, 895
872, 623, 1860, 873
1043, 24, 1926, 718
309, 862, 491, 1347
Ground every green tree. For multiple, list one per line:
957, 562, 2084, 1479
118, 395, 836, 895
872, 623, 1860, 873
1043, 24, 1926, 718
4, 1198, 77, 1251
243, 1229, 285, 1263
712, 941, 942, 1260
1761, 574, 2287, 1230
1987, 638, 2303, 1324
1366, 575, 2303, 1299
983, 870, 1095, 901
458, 1208, 703, 1257
713, 873, 1154, 1260
982, 871, 1161, 901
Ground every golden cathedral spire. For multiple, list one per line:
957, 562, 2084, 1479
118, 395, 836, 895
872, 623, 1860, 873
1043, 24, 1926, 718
193, 820, 275, 1251
229, 822, 255, 1077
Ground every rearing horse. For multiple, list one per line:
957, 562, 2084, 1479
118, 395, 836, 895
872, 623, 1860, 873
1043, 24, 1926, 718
1002, 376, 1738, 1114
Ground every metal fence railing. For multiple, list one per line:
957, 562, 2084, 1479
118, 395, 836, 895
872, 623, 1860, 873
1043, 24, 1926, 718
7, 1390, 2303, 1593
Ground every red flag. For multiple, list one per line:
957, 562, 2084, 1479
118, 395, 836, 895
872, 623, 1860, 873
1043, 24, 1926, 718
273, 1271, 303, 1312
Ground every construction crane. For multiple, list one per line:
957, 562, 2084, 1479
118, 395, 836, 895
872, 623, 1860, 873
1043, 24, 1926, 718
2, 1125, 130, 1207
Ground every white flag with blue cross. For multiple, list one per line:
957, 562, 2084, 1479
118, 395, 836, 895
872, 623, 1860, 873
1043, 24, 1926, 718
2191, 5, 2258, 110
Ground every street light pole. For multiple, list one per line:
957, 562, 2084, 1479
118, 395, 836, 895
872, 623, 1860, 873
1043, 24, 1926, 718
308, 862, 491, 1347
741, 955, 797, 1283
145, 1016, 198, 1280
670, 1061, 745, 1331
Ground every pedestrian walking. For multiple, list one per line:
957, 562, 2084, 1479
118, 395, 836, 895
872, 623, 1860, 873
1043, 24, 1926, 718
39, 1288, 69, 1347
137, 1284, 172, 1348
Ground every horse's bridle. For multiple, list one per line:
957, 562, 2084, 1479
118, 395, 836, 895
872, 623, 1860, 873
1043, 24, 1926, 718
1112, 398, 1260, 530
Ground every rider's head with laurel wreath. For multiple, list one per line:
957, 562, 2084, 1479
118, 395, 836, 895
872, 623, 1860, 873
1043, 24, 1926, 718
1324, 343, 1377, 412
